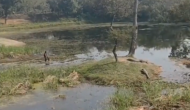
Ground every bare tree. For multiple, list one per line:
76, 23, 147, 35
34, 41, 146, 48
108, 0, 133, 29
128, 0, 139, 57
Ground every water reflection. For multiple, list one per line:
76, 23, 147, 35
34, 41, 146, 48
168, 39, 190, 58
20, 25, 190, 53
138, 25, 190, 49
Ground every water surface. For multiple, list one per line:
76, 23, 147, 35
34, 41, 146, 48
0, 84, 115, 110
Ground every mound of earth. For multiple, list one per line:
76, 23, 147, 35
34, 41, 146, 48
78, 57, 162, 86
119, 57, 162, 74
0, 38, 25, 47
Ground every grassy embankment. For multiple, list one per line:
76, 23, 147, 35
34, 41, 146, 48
0, 19, 130, 37
0, 46, 40, 59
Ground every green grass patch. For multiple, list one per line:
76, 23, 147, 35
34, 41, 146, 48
0, 20, 83, 32
110, 81, 190, 110
73, 58, 160, 86
110, 88, 136, 110
0, 66, 72, 97
0, 22, 128, 37
0, 46, 40, 58
0, 66, 43, 96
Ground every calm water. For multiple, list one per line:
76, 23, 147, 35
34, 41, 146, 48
1, 25, 190, 110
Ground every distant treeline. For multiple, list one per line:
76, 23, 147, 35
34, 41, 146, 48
0, 0, 189, 23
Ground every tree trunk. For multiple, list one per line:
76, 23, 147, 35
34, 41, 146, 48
4, 10, 8, 24
4, 16, 7, 24
110, 14, 115, 30
110, 18, 118, 62
128, 0, 139, 57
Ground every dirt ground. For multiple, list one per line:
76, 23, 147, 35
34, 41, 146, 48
0, 38, 26, 47
0, 19, 30, 25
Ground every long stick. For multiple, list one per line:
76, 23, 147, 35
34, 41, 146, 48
113, 38, 118, 62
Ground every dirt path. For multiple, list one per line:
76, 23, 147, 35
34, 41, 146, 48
0, 38, 25, 47
0, 19, 30, 25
